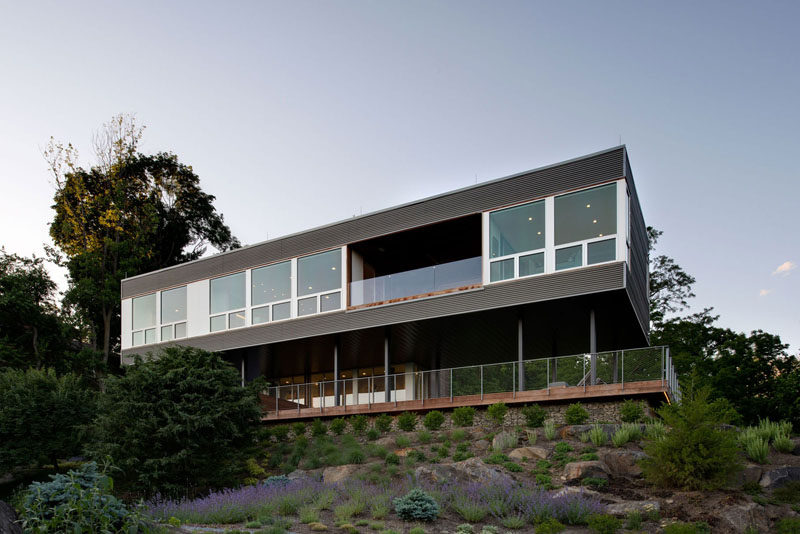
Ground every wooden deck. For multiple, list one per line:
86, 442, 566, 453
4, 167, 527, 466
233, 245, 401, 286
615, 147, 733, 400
261, 379, 670, 421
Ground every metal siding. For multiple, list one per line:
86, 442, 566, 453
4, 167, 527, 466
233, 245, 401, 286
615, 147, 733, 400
122, 261, 626, 356
122, 148, 626, 298
623, 150, 650, 340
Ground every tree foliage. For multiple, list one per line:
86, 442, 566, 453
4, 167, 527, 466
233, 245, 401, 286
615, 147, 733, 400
89, 346, 261, 497
0, 367, 96, 471
46, 114, 239, 366
641, 386, 741, 490
647, 226, 696, 327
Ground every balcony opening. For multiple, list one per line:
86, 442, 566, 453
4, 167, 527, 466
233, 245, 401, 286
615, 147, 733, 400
349, 214, 482, 307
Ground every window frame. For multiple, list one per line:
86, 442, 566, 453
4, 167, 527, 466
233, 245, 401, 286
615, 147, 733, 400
209, 271, 246, 333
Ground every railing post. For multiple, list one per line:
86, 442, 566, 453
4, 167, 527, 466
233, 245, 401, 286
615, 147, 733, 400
275, 386, 279, 416
513, 362, 516, 399
661, 347, 665, 388
297, 384, 300, 414
583, 355, 586, 392
547, 358, 550, 395
368, 376, 372, 408
422, 372, 425, 406
450, 368, 453, 402
480, 365, 484, 401
320, 383, 323, 413
621, 351, 624, 390
394, 375, 398, 407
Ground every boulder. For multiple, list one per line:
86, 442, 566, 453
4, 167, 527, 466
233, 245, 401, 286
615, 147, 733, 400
415, 457, 514, 487
605, 500, 660, 517
322, 464, 360, 484
374, 436, 396, 448
733, 464, 763, 487
598, 450, 646, 478
395, 447, 414, 457
563, 461, 609, 485
759, 466, 800, 490
508, 446, 549, 462
474, 439, 490, 452
0, 501, 22, 534
717, 502, 760, 534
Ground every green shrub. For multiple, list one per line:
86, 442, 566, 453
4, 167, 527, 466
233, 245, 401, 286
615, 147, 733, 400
554, 442, 573, 453
0, 368, 96, 471
272, 424, 290, 441
544, 420, 557, 440
742, 434, 769, 463
487, 402, 508, 425
612, 425, 638, 447
330, 417, 347, 435
641, 387, 741, 490
589, 424, 607, 447
451, 429, 467, 442
492, 430, 518, 452
565, 402, 589, 425
366, 427, 380, 441
385, 453, 400, 465
522, 404, 547, 428
503, 461, 523, 472
292, 422, 307, 438
348, 449, 366, 464
417, 430, 432, 444
582, 477, 608, 489
423, 410, 445, 431
645, 420, 666, 441
619, 399, 645, 423
773, 433, 795, 453
480, 527, 499, 534
397, 412, 417, 431
625, 511, 642, 530
452, 406, 476, 427
350, 415, 368, 434
408, 527, 426, 534
663, 522, 711, 534
393, 488, 439, 522
396, 435, 411, 448
20, 462, 145, 532
484, 453, 509, 465
776, 518, 800, 534
311, 418, 327, 437
587, 513, 621, 534
456, 524, 474, 534
375, 413, 393, 433
772, 481, 800, 504
89, 346, 260, 497
579, 432, 590, 443
535, 517, 565, 534
502, 515, 526, 529
299, 505, 320, 523
535, 472, 553, 488
580, 452, 599, 461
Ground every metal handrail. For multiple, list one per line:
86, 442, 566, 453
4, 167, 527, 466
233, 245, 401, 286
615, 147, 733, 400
263, 345, 679, 415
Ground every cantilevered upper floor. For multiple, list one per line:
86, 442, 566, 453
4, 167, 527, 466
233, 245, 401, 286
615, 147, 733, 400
120, 146, 649, 361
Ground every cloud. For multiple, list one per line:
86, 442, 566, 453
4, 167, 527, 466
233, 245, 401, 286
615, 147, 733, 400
772, 261, 796, 276
759, 289, 772, 297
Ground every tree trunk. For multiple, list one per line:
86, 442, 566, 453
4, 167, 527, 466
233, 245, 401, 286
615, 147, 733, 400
102, 309, 112, 366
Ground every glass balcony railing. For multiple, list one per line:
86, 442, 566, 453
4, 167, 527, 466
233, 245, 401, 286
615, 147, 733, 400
349, 256, 482, 307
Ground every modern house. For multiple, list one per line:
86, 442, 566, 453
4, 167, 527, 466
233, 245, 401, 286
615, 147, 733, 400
121, 146, 679, 419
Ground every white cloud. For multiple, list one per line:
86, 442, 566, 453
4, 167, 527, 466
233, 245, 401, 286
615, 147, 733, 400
772, 261, 796, 276
759, 289, 773, 297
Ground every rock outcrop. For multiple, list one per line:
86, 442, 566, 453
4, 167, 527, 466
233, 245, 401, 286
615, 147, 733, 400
0, 501, 22, 534
508, 446, 549, 462
563, 461, 609, 484
415, 457, 514, 487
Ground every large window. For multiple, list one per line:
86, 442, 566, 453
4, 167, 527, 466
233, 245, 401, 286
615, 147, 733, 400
489, 200, 545, 282
132, 293, 156, 346
160, 286, 187, 341
554, 183, 617, 270
297, 249, 342, 316
210, 272, 246, 331
251, 261, 291, 325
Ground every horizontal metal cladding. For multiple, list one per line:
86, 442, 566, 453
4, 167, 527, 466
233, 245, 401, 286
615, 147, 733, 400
122, 261, 626, 356
121, 147, 626, 298
623, 151, 650, 339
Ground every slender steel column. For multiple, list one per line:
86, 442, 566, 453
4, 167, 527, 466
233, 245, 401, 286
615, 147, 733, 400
589, 309, 597, 385
333, 340, 340, 407
517, 316, 525, 391
384, 332, 390, 403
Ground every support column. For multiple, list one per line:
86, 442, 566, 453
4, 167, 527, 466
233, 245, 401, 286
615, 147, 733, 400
384, 331, 390, 403
517, 315, 525, 391
589, 309, 597, 386
240, 356, 245, 387
333, 340, 340, 406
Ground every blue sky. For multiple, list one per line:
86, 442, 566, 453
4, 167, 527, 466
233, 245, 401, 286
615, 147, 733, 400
0, 1, 797, 351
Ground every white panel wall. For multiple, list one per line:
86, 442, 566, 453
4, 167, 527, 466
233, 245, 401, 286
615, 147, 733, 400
120, 298, 132, 350
187, 279, 210, 338
616, 179, 629, 264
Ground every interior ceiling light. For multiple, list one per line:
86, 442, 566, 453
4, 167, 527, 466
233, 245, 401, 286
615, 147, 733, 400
537, 231, 542, 235
599, 233, 604, 237
528, 217, 533, 221
586, 204, 591, 208
331, 266, 336, 270
593, 219, 597, 224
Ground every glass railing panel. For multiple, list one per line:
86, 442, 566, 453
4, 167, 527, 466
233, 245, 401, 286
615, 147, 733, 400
451, 366, 481, 396
483, 362, 515, 394
594, 351, 619, 385
350, 257, 482, 306
622, 347, 662, 382
549, 355, 585, 387
522, 359, 549, 391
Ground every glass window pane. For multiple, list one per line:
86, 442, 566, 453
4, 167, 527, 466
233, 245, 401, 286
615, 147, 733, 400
132, 293, 156, 330
229, 311, 246, 329
556, 245, 582, 270
210, 272, 245, 314
161, 325, 173, 341
210, 314, 226, 332
320, 291, 341, 312
298, 249, 341, 296
273, 302, 290, 321
298, 296, 317, 316
490, 258, 514, 282
555, 183, 617, 245
587, 238, 616, 265
252, 261, 291, 306
489, 200, 545, 258
519, 252, 545, 277
174, 322, 186, 339
144, 328, 156, 344
132, 331, 144, 347
252, 306, 270, 325
161, 286, 186, 324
